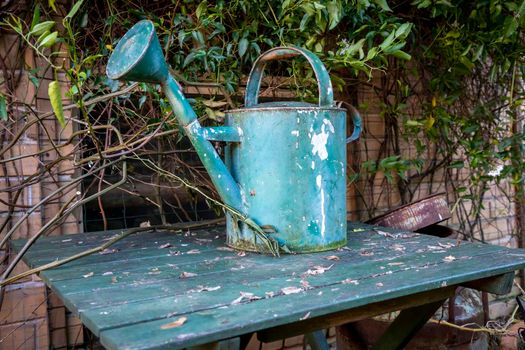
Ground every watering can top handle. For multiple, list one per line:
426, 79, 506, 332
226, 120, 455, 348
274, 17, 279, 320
244, 46, 334, 108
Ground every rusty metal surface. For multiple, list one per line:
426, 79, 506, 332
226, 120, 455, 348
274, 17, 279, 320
367, 193, 451, 231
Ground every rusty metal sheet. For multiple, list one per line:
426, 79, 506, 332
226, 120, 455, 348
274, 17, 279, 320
367, 193, 451, 231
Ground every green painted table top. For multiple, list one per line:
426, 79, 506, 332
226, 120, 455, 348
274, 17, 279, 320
10, 223, 525, 350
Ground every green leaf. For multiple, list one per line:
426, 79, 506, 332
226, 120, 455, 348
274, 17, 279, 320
326, 0, 342, 30
196, 1, 207, 19
29, 21, 55, 37
0, 94, 7, 121
49, 0, 57, 12
30, 5, 41, 31
373, 0, 391, 11
379, 31, 395, 50
299, 13, 310, 32
238, 38, 248, 58
183, 52, 197, 67
48, 80, 65, 129
449, 160, 464, 169
391, 50, 411, 60
65, 0, 84, 20
38, 31, 58, 48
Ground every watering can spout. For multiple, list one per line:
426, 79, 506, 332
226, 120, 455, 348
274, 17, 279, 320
106, 20, 243, 212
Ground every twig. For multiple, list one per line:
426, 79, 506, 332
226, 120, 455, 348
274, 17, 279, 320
1, 218, 224, 286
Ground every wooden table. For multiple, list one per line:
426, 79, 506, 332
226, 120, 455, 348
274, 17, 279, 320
10, 223, 525, 350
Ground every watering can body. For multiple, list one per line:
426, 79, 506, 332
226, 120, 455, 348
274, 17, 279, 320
225, 103, 347, 252
106, 20, 361, 253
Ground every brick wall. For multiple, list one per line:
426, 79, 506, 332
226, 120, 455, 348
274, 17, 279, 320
0, 3, 83, 348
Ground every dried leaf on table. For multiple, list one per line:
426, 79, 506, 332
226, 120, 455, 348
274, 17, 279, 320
188, 285, 221, 293
179, 271, 197, 279
303, 264, 333, 277
231, 292, 262, 305
443, 255, 456, 262
359, 249, 374, 256
281, 286, 303, 295
300, 312, 311, 320
342, 278, 359, 285
390, 244, 405, 251
438, 242, 454, 248
99, 248, 119, 255
217, 246, 235, 251
160, 317, 187, 330
325, 255, 340, 261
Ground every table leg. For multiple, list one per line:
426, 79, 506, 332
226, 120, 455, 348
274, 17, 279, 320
189, 342, 219, 350
304, 330, 330, 350
370, 299, 447, 350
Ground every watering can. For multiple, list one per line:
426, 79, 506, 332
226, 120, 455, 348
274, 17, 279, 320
106, 20, 362, 253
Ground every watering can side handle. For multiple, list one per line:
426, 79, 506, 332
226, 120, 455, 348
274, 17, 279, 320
337, 101, 362, 143
244, 46, 334, 108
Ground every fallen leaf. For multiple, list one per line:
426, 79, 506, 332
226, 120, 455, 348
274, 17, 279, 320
300, 312, 311, 320
438, 242, 454, 249
83, 272, 94, 278
443, 255, 456, 262
281, 286, 303, 295
391, 244, 405, 251
303, 264, 333, 277
159, 243, 172, 249
359, 249, 374, 256
325, 255, 340, 261
179, 271, 197, 279
188, 285, 221, 293
342, 278, 359, 285
217, 246, 235, 251
231, 292, 262, 305
301, 280, 312, 289
160, 317, 187, 330
99, 248, 119, 255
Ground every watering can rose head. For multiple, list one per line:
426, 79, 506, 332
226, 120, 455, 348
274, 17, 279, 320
107, 20, 362, 253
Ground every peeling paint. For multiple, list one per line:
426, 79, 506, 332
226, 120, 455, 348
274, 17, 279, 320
311, 124, 329, 160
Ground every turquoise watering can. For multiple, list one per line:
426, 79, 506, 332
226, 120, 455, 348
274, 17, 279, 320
106, 20, 362, 253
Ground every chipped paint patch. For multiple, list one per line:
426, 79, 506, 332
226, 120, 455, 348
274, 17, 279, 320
311, 124, 329, 160
316, 175, 322, 188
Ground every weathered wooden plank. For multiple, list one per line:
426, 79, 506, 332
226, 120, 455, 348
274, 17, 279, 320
97, 251, 525, 350
52, 234, 490, 317
10, 223, 525, 350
